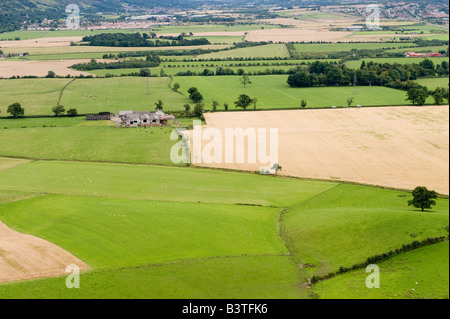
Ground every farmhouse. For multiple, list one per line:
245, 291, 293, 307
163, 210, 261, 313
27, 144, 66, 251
117, 110, 174, 127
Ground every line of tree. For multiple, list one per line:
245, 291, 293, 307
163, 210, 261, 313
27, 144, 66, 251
287, 60, 449, 88
82, 33, 211, 47
71, 58, 160, 71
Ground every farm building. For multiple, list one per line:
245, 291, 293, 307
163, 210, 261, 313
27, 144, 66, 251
405, 51, 445, 58
116, 110, 174, 127
86, 112, 111, 121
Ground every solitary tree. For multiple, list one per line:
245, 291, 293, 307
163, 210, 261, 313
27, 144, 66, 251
190, 90, 203, 103
172, 82, 181, 92
7, 103, 24, 118
52, 105, 66, 117
240, 75, 252, 88
212, 101, 219, 112
234, 94, 253, 110
155, 100, 164, 111
224, 103, 229, 111
67, 108, 78, 117
301, 99, 307, 108
46, 70, 56, 78
140, 68, 151, 77
347, 97, 354, 107
408, 186, 438, 212
252, 97, 258, 110
406, 86, 428, 106
183, 104, 191, 112
193, 103, 204, 118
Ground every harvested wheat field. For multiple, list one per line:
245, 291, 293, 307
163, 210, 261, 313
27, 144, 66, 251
193, 105, 449, 195
0, 59, 98, 77
0, 36, 83, 48
0, 221, 88, 283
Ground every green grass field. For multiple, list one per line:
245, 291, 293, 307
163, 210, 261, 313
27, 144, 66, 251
0, 255, 301, 299
0, 78, 73, 116
314, 241, 449, 299
0, 195, 288, 268
0, 124, 179, 165
0, 158, 447, 299
0, 160, 336, 206
282, 184, 449, 278
0, 77, 190, 116
293, 42, 418, 53
173, 75, 415, 109
196, 44, 290, 60
345, 57, 449, 69
414, 77, 449, 90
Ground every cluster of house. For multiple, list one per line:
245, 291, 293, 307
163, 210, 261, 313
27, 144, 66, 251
86, 110, 175, 128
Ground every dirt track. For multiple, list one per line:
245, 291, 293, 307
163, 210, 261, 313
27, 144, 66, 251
0, 221, 88, 283
194, 105, 449, 195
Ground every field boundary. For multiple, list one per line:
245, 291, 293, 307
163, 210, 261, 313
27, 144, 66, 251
310, 236, 449, 298
0, 156, 447, 198
56, 78, 76, 107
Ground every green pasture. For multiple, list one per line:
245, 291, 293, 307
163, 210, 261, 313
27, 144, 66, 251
345, 57, 449, 69
0, 124, 178, 165
0, 160, 336, 207
195, 44, 290, 60
173, 75, 413, 109
0, 195, 287, 269
0, 255, 301, 299
314, 241, 449, 299
293, 42, 418, 53
413, 77, 449, 90
282, 184, 449, 277
0, 77, 191, 115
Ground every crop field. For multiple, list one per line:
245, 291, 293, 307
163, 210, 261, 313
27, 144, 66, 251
173, 75, 416, 109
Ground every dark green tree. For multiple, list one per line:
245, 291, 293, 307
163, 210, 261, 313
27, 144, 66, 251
234, 94, 253, 110
408, 186, 438, 212
52, 105, 65, 117
7, 103, 24, 118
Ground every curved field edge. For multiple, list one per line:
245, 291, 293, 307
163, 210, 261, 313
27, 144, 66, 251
0, 194, 289, 270
313, 241, 449, 299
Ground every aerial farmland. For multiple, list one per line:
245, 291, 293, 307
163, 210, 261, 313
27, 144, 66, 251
0, 0, 448, 306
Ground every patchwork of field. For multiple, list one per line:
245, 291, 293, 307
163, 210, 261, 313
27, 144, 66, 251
1, 14, 449, 300
0, 158, 447, 298
197, 105, 449, 195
